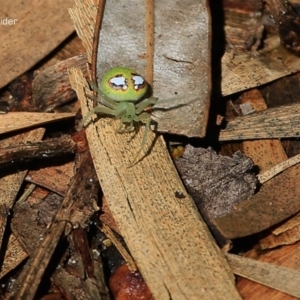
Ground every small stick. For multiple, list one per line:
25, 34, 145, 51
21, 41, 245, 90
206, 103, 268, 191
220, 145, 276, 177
145, 0, 154, 86
91, 0, 105, 83
0, 135, 76, 169
258, 153, 300, 184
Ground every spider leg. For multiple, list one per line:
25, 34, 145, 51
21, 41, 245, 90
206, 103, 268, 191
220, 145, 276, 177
86, 93, 117, 110
123, 121, 135, 132
116, 120, 125, 132
135, 97, 158, 114
138, 96, 197, 116
129, 112, 152, 166
87, 80, 117, 109
153, 96, 187, 105
152, 97, 198, 114
114, 107, 128, 133
78, 106, 117, 131
116, 120, 135, 133
136, 96, 189, 115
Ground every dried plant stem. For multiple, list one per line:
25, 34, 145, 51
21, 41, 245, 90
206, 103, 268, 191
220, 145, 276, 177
258, 153, 300, 183
145, 0, 154, 85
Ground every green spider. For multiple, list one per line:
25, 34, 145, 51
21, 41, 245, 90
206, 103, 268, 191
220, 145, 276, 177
79, 66, 177, 164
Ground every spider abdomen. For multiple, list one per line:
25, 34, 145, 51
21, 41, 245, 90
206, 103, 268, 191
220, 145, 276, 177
100, 67, 149, 102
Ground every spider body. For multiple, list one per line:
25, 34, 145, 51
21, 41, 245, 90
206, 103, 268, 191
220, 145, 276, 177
79, 66, 160, 164
79, 66, 191, 165
114, 101, 144, 133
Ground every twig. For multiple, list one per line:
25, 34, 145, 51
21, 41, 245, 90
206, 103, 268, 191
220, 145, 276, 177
0, 135, 76, 169
145, 0, 154, 86
91, 0, 105, 83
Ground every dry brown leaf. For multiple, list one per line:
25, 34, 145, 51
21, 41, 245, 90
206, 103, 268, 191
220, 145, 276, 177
95, 0, 211, 137
68, 0, 98, 63
0, 0, 74, 88
213, 162, 300, 239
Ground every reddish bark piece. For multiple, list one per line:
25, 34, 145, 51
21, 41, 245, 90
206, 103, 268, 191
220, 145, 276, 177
32, 54, 88, 112
8, 73, 34, 111
109, 264, 154, 300
26, 160, 75, 196
222, 0, 264, 53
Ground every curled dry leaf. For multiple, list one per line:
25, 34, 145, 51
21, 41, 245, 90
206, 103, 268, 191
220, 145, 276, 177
213, 162, 300, 239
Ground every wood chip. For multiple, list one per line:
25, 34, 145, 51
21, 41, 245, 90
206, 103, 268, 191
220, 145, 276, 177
0, 112, 75, 135
221, 36, 300, 96
219, 102, 300, 141
32, 54, 88, 111
175, 145, 257, 244
0, 135, 76, 169
0, 234, 28, 279
26, 160, 75, 196
259, 213, 300, 249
